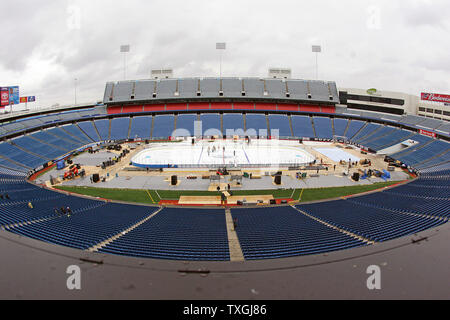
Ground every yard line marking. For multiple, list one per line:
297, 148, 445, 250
146, 189, 155, 203
299, 188, 305, 201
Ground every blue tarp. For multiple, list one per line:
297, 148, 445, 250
56, 160, 66, 170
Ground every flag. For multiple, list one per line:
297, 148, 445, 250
20, 97, 28, 103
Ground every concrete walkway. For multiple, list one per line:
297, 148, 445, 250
225, 209, 245, 262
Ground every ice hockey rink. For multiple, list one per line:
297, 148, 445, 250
132, 139, 316, 168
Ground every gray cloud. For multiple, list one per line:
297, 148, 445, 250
0, 0, 449, 109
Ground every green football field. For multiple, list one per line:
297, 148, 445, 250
55, 180, 400, 205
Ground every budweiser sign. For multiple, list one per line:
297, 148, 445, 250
421, 92, 450, 104
419, 129, 436, 138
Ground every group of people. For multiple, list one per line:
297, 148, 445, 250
207, 145, 225, 156
53, 206, 73, 216
0, 193, 10, 200
217, 184, 233, 205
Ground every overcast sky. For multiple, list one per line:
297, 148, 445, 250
0, 0, 449, 110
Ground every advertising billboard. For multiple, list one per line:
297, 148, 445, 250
9, 86, 19, 105
0, 87, 9, 107
421, 92, 450, 104
419, 129, 437, 138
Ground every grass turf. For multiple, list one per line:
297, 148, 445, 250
55, 180, 401, 205
298, 181, 400, 202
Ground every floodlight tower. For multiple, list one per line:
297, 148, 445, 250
120, 45, 130, 80
312, 45, 322, 80
74, 78, 78, 106
216, 42, 226, 78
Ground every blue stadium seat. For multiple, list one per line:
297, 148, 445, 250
110, 117, 130, 140
129, 116, 152, 140
268, 114, 292, 138
152, 115, 175, 139
223, 114, 244, 136
291, 115, 314, 138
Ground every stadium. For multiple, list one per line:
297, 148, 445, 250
0, 77, 449, 299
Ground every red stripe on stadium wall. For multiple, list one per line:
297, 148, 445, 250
419, 129, 436, 138
300, 105, 321, 112
107, 106, 123, 114
143, 104, 166, 111
165, 103, 188, 111
122, 105, 143, 113
210, 102, 232, 110
254, 103, 277, 111
277, 104, 299, 112
233, 102, 255, 110
188, 102, 210, 110
321, 106, 336, 114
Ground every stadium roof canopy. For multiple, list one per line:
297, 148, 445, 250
103, 77, 340, 105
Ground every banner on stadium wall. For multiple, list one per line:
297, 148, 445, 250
9, 86, 19, 105
419, 129, 436, 138
0, 87, 9, 107
421, 92, 450, 104
20, 96, 35, 104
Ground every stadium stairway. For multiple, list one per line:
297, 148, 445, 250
351, 123, 381, 144
224, 208, 245, 261
297, 200, 446, 243
231, 206, 365, 260
77, 121, 101, 142
292, 206, 374, 244
28, 133, 69, 153
411, 148, 449, 169
99, 207, 231, 261
45, 128, 85, 150
373, 130, 416, 151
331, 118, 335, 137
358, 126, 395, 146
11, 136, 63, 161
345, 120, 367, 140
92, 120, 105, 141
289, 116, 294, 137
61, 125, 93, 145
311, 116, 317, 138
127, 117, 132, 139
88, 207, 164, 252
7, 141, 49, 162
108, 119, 112, 140
174, 114, 178, 131
0, 156, 32, 172
343, 119, 351, 137
150, 116, 155, 139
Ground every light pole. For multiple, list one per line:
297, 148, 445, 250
312, 45, 322, 80
216, 42, 226, 77
120, 45, 130, 80
74, 78, 78, 106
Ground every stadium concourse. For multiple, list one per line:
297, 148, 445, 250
0, 77, 449, 299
